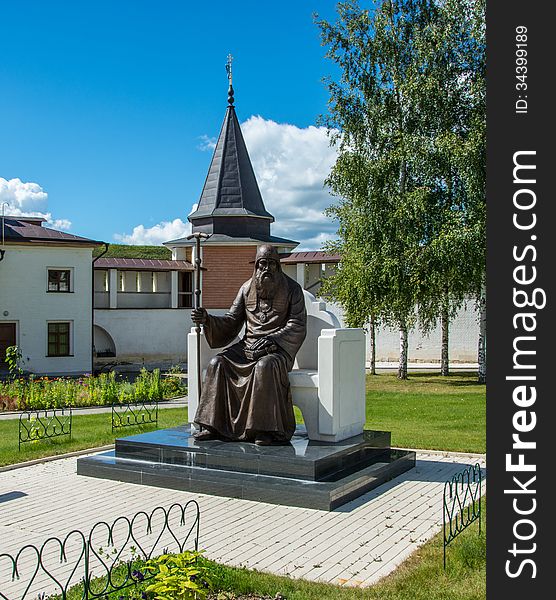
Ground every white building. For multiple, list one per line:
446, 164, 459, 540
93, 256, 195, 366
0, 216, 479, 375
91, 249, 480, 368
0, 216, 103, 375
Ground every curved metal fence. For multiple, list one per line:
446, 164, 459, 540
18, 409, 72, 450
0, 500, 200, 599
111, 401, 159, 431
443, 462, 482, 568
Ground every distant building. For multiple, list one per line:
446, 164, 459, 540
92, 256, 195, 365
0, 216, 103, 374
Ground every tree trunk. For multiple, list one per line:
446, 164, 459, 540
477, 288, 486, 384
441, 306, 449, 376
398, 323, 408, 380
369, 315, 377, 375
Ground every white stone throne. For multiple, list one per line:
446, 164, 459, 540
187, 291, 366, 443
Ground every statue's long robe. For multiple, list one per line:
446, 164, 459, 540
194, 274, 307, 442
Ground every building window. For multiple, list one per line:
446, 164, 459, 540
48, 269, 71, 292
119, 272, 125, 292
47, 322, 71, 357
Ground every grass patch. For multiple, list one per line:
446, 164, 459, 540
0, 407, 188, 467
365, 372, 485, 453
93, 244, 171, 259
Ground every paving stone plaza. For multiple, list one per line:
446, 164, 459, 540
0, 448, 486, 596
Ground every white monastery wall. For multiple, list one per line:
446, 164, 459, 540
94, 308, 229, 365
323, 299, 479, 364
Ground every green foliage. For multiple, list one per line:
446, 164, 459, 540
316, 0, 486, 375
5, 345, 24, 378
160, 366, 188, 398
93, 244, 172, 259
145, 551, 213, 600
0, 369, 183, 411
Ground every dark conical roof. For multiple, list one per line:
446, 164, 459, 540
188, 102, 274, 233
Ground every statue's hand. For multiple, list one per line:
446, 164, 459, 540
191, 307, 208, 325
250, 336, 274, 351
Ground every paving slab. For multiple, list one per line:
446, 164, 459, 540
0, 449, 485, 597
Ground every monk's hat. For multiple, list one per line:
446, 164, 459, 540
255, 244, 281, 266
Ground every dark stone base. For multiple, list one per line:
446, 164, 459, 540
77, 426, 415, 511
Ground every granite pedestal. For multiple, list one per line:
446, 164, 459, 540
77, 426, 415, 511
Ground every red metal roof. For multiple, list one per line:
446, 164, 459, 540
94, 257, 194, 271
280, 251, 340, 264
2, 216, 103, 245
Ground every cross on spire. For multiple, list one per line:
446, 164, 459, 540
226, 53, 233, 85
226, 54, 234, 105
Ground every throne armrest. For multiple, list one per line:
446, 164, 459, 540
317, 328, 366, 436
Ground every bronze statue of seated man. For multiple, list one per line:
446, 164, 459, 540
191, 244, 307, 446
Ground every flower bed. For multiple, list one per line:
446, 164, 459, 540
0, 368, 187, 411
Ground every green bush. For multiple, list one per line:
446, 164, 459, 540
160, 366, 187, 399
0, 368, 185, 411
145, 551, 213, 600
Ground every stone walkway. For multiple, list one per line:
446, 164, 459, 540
0, 450, 485, 597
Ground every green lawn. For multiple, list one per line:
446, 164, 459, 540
0, 407, 188, 467
364, 372, 485, 453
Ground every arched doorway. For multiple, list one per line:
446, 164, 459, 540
93, 325, 116, 357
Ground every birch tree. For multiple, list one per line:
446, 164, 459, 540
317, 0, 485, 380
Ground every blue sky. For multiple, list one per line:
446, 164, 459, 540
1, 0, 342, 249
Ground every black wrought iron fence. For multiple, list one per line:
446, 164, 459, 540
443, 462, 483, 568
18, 408, 72, 450
0, 500, 200, 599
111, 400, 159, 431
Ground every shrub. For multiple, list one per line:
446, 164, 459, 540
0, 369, 179, 411
161, 365, 187, 399
145, 551, 213, 600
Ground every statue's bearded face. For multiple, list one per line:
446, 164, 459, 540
255, 258, 280, 299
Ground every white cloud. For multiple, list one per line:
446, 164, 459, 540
0, 177, 72, 230
50, 218, 73, 231
198, 135, 217, 152
241, 116, 338, 250
116, 118, 340, 250
114, 218, 191, 245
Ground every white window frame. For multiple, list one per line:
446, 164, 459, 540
46, 267, 74, 293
